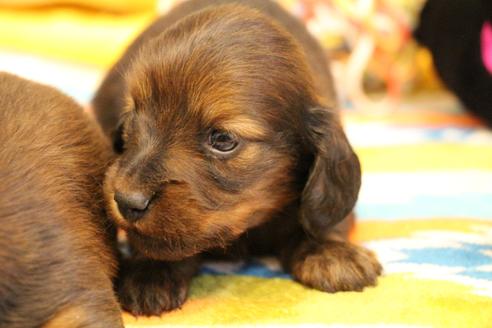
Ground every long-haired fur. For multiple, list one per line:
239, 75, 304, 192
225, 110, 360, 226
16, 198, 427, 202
93, 0, 381, 316
0, 73, 123, 328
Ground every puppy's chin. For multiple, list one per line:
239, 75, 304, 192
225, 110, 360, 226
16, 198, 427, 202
104, 201, 202, 260
103, 185, 239, 261
126, 230, 201, 261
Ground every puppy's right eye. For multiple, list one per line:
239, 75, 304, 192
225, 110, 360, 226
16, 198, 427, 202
112, 123, 126, 154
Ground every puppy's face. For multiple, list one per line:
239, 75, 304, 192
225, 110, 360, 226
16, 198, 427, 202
105, 105, 298, 260
104, 6, 361, 260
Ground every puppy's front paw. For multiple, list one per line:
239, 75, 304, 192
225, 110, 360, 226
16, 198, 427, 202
116, 259, 191, 316
291, 241, 382, 292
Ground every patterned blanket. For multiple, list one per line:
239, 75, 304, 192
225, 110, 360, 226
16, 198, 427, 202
0, 1, 491, 326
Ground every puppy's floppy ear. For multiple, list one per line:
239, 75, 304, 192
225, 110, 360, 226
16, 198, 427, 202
300, 106, 361, 242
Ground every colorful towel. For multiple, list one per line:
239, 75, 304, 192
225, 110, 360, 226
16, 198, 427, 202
1, 1, 491, 327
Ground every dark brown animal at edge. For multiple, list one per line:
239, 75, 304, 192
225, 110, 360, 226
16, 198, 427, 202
0, 73, 123, 328
93, 0, 382, 316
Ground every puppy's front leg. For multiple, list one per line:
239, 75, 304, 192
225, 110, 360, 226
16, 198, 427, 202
116, 256, 200, 316
280, 215, 382, 292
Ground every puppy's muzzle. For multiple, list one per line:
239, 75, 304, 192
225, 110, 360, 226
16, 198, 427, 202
114, 191, 152, 223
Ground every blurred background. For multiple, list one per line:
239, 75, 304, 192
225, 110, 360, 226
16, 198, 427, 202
0, 0, 449, 109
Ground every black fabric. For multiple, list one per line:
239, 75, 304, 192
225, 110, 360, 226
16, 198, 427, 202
414, 0, 492, 125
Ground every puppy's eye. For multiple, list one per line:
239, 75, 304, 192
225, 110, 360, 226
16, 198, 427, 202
113, 123, 126, 154
208, 130, 238, 153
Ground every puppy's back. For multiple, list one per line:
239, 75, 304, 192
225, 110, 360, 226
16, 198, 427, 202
0, 73, 122, 328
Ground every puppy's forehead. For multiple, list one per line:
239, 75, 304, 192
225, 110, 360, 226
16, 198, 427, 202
128, 73, 269, 140
206, 113, 269, 140
126, 4, 316, 140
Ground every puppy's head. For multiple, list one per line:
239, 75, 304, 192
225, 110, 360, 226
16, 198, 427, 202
104, 5, 360, 260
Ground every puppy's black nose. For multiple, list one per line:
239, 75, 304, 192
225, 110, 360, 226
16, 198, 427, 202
114, 191, 151, 223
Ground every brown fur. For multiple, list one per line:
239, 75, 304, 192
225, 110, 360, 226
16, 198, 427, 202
93, 0, 382, 316
0, 73, 123, 328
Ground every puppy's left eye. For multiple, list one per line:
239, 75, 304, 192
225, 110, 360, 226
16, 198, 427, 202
208, 129, 238, 153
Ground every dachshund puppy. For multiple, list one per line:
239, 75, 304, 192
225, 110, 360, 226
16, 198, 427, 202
0, 73, 123, 328
93, 0, 382, 316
